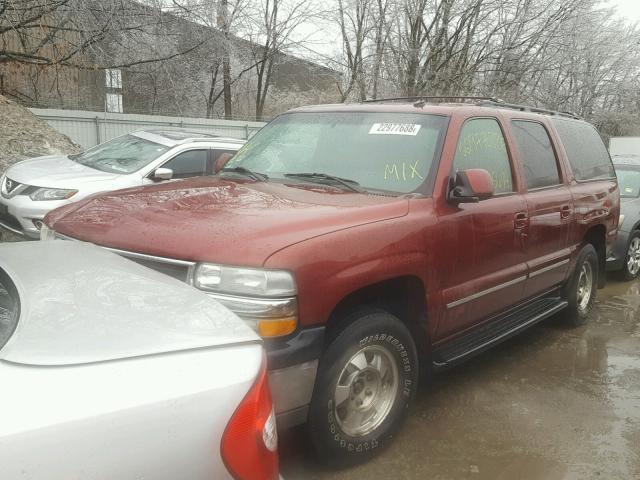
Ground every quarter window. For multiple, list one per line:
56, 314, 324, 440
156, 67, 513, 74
552, 119, 615, 181
453, 118, 514, 194
511, 121, 561, 189
162, 150, 208, 179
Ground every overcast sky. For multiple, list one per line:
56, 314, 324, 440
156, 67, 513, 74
610, 0, 640, 22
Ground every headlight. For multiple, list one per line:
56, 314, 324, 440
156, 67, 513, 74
194, 264, 296, 297
29, 188, 78, 201
619, 214, 625, 230
194, 264, 298, 337
39, 223, 57, 241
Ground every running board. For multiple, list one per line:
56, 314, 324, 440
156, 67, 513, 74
432, 297, 568, 370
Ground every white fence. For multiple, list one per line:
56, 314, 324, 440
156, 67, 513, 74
29, 108, 267, 149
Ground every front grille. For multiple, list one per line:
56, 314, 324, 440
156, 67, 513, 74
53, 232, 195, 283
120, 254, 193, 282
0, 211, 22, 232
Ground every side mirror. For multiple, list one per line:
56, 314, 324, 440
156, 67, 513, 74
153, 167, 173, 181
214, 153, 233, 174
448, 168, 494, 204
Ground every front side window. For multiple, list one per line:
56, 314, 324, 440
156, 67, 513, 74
552, 119, 615, 181
0, 269, 19, 351
69, 135, 170, 174
615, 167, 640, 198
162, 150, 208, 179
512, 121, 561, 189
453, 118, 514, 194
225, 112, 448, 194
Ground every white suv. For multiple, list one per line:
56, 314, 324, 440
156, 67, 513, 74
0, 129, 245, 238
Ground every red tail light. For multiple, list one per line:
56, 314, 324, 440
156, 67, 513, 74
221, 355, 279, 480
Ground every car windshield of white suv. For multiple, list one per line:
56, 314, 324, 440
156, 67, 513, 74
69, 134, 170, 174
616, 167, 640, 198
0, 269, 19, 350
224, 112, 448, 194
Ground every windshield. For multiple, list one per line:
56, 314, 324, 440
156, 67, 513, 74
0, 268, 19, 351
615, 167, 640, 198
69, 134, 170, 174
225, 112, 448, 194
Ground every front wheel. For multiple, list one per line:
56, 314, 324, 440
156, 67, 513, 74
307, 309, 418, 466
563, 243, 598, 327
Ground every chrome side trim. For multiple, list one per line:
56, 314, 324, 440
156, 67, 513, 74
447, 275, 527, 309
528, 259, 570, 278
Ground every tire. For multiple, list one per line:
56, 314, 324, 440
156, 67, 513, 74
307, 309, 419, 466
620, 231, 640, 281
563, 243, 598, 327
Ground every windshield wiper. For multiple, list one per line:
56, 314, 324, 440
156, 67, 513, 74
221, 166, 268, 182
284, 172, 364, 193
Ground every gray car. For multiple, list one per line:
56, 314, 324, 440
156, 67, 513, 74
0, 241, 279, 480
0, 129, 244, 238
607, 155, 640, 279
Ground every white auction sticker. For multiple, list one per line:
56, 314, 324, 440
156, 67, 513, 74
369, 123, 422, 136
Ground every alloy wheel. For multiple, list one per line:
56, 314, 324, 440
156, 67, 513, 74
627, 237, 640, 277
577, 261, 594, 313
334, 345, 399, 437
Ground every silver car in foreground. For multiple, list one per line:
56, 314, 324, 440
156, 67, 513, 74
0, 241, 278, 480
0, 129, 244, 238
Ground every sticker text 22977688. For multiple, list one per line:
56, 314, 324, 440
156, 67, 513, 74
369, 123, 422, 136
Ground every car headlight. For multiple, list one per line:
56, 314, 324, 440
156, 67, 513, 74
619, 214, 625, 230
39, 223, 57, 241
29, 188, 78, 201
194, 264, 296, 297
194, 264, 298, 337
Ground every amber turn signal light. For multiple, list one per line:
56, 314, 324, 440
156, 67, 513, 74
257, 317, 297, 338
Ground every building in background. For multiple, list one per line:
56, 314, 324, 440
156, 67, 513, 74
0, 1, 340, 121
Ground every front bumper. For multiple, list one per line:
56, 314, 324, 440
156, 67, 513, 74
606, 229, 630, 271
266, 326, 325, 429
0, 195, 68, 239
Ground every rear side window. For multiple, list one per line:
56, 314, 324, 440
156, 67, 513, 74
511, 121, 561, 189
552, 119, 615, 181
453, 118, 514, 194
0, 269, 19, 350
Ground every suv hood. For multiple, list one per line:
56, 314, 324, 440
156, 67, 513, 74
46, 177, 410, 265
0, 241, 258, 366
5, 155, 121, 188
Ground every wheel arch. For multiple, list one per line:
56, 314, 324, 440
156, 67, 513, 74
324, 275, 430, 364
583, 224, 607, 288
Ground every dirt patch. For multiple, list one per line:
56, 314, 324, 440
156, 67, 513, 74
0, 95, 81, 173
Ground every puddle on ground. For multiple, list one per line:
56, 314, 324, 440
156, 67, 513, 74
280, 277, 640, 480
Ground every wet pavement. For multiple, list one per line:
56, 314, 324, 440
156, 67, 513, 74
280, 276, 640, 480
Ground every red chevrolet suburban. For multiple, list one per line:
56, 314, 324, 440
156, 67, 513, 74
43, 98, 620, 465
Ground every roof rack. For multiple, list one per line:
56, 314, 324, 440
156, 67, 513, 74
362, 96, 581, 120
476, 99, 581, 120
363, 96, 502, 104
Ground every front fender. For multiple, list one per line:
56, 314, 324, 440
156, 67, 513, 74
263, 216, 433, 330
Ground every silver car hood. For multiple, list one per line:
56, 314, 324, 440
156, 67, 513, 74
0, 241, 258, 366
5, 155, 122, 188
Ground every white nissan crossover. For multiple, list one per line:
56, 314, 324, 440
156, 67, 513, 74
0, 129, 245, 238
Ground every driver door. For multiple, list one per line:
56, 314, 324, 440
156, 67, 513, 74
436, 117, 529, 339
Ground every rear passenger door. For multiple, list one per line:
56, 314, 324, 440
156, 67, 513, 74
438, 117, 529, 338
510, 120, 573, 297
